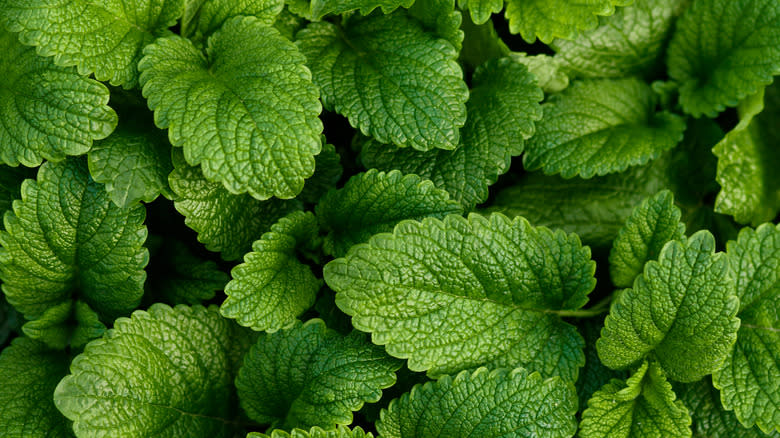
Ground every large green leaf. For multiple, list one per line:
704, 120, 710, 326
504, 0, 631, 43
139, 16, 322, 200
309, 0, 413, 19
324, 213, 595, 380
181, 0, 283, 38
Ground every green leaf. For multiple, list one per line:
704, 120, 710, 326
169, 150, 301, 261
580, 361, 691, 438
458, 14, 509, 69
235, 319, 401, 430
713, 83, 780, 225
0, 29, 116, 167
316, 170, 463, 257
249, 426, 373, 438
309, 0, 414, 19
376, 367, 577, 438
597, 231, 739, 382
54, 304, 239, 437
458, 0, 502, 25
0, 0, 184, 88
504, 0, 631, 44
667, 0, 780, 117
296, 13, 468, 151
147, 239, 228, 305
405, 0, 464, 51
360, 58, 543, 210
88, 114, 173, 208
298, 142, 343, 205
553, 0, 688, 79
139, 15, 323, 200
508, 52, 570, 93
181, 0, 283, 38
0, 337, 72, 437
576, 318, 628, 410
324, 213, 596, 380
0, 158, 148, 321
713, 223, 780, 432
22, 301, 106, 350
609, 190, 686, 288
221, 211, 322, 332
523, 77, 686, 178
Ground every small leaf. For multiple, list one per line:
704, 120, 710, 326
147, 239, 228, 305
298, 142, 343, 205
182, 0, 283, 38
458, 0, 502, 25
22, 301, 106, 350
508, 52, 570, 93
504, 0, 631, 43
249, 426, 373, 438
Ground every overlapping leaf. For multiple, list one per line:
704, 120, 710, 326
22, 301, 105, 350
249, 426, 373, 438
147, 239, 228, 305
504, 0, 631, 43
181, 0, 283, 38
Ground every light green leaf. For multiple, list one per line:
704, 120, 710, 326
140, 15, 322, 200
523, 77, 686, 178
309, 0, 413, 19
298, 142, 342, 205
316, 170, 463, 257
360, 58, 543, 210
54, 304, 240, 438
22, 301, 106, 350
713, 83, 780, 225
169, 150, 301, 261
377, 367, 577, 438
274, 7, 306, 39
181, 0, 283, 38
236, 319, 401, 430
249, 426, 373, 438
405, 0, 464, 51
0, 0, 184, 88
597, 231, 739, 382
667, 0, 780, 117
553, 0, 688, 78
296, 13, 468, 151
504, 0, 631, 43
713, 223, 780, 433
580, 361, 691, 438
324, 213, 596, 380
609, 190, 686, 288
0, 29, 116, 167
221, 211, 322, 332
458, 0, 502, 25
576, 318, 628, 410
0, 337, 72, 438
0, 158, 148, 321
508, 52, 570, 93
147, 239, 228, 305
88, 115, 173, 208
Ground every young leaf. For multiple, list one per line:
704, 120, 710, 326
0, 0, 184, 88
297, 142, 343, 205
221, 211, 322, 332
376, 367, 577, 438
523, 77, 686, 178
309, 0, 414, 19
182, 0, 283, 38
597, 231, 739, 382
0, 158, 148, 321
405, 0, 464, 51
169, 150, 301, 261
54, 304, 240, 437
579, 361, 691, 438
235, 319, 401, 430
458, 15, 509, 69
296, 13, 468, 151
458, 0, 502, 25
508, 52, 570, 93
316, 170, 463, 257
0, 337, 72, 437
667, 0, 780, 117
0, 29, 116, 167
504, 0, 630, 43
713, 223, 780, 432
147, 239, 228, 305
713, 84, 780, 225
609, 190, 686, 288
360, 58, 543, 210
249, 426, 373, 438
553, 0, 688, 79
139, 15, 323, 200
576, 318, 628, 411
324, 213, 596, 380
88, 115, 173, 208
22, 301, 106, 350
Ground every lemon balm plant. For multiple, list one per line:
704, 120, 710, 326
0, 0, 778, 437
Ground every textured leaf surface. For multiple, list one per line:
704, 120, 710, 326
140, 16, 322, 200
609, 190, 685, 288
576, 318, 628, 410
249, 426, 372, 438
553, 0, 687, 78
88, 116, 173, 208
0, 337, 72, 438
0, 159, 148, 321
0, 0, 184, 88
54, 304, 239, 438
597, 231, 739, 382
221, 211, 321, 332
0, 29, 116, 167
505, 0, 630, 43
377, 367, 577, 438
22, 301, 105, 349
360, 58, 543, 210
713, 223, 780, 432
297, 14, 467, 151
309, 0, 413, 19
169, 150, 301, 261
580, 361, 691, 438
325, 213, 595, 380
524, 77, 686, 178
316, 170, 463, 257
182, 0, 283, 38
458, 0, 502, 25
147, 239, 228, 305
508, 52, 570, 93
667, 0, 780, 117
236, 319, 401, 430
713, 83, 780, 225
